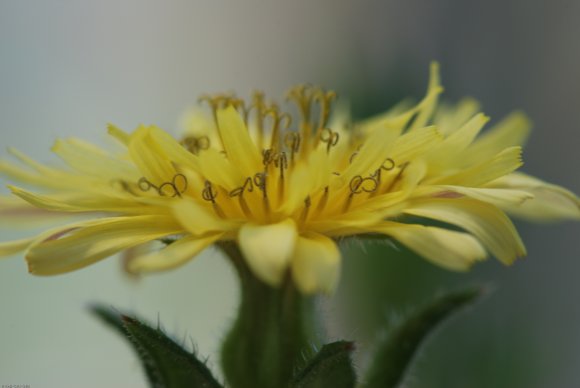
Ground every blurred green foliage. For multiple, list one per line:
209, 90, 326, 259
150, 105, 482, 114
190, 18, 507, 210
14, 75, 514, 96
334, 241, 546, 388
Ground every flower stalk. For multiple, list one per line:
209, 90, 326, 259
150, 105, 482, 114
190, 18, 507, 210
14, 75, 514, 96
219, 242, 316, 388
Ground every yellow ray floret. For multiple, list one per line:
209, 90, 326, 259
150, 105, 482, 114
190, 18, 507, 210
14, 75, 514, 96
0, 63, 578, 294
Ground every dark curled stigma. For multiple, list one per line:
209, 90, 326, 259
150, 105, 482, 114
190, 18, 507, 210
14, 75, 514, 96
181, 135, 210, 154
202, 180, 218, 203
284, 132, 301, 153
320, 128, 340, 152
349, 175, 378, 195
229, 177, 254, 197
138, 174, 188, 198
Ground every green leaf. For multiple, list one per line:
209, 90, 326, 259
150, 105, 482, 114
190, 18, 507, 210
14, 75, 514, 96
290, 341, 357, 388
90, 304, 223, 388
363, 286, 484, 388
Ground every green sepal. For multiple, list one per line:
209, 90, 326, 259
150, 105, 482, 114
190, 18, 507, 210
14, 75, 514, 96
90, 304, 223, 388
363, 286, 484, 388
290, 341, 357, 388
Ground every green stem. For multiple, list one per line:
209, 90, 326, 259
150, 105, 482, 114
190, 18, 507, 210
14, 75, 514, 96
220, 242, 315, 388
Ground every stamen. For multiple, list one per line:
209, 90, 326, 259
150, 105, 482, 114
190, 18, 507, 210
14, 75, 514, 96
300, 196, 311, 223
181, 135, 210, 155
199, 94, 246, 150
314, 90, 337, 130
286, 85, 314, 125
113, 179, 134, 195
229, 177, 254, 198
201, 180, 218, 203
315, 186, 329, 214
384, 162, 410, 192
228, 178, 254, 218
254, 172, 271, 216
198, 94, 230, 121
253, 173, 267, 198
265, 106, 292, 150
137, 174, 188, 198
283, 132, 301, 162
349, 150, 359, 164
201, 180, 225, 218
319, 128, 340, 153
247, 91, 266, 146
369, 158, 396, 188
158, 174, 188, 197
343, 174, 378, 212
382, 158, 396, 171
286, 85, 315, 155
349, 175, 378, 195
262, 149, 288, 179
286, 86, 338, 153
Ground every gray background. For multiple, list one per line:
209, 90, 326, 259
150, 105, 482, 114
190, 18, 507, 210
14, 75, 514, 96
0, 1, 578, 387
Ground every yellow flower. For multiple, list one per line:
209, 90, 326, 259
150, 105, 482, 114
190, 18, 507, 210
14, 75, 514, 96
0, 63, 578, 294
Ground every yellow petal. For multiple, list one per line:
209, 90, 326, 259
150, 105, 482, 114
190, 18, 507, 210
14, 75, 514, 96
371, 221, 487, 271
408, 62, 443, 131
336, 123, 399, 186
128, 126, 177, 185
0, 160, 71, 189
405, 198, 526, 265
107, 123, 131, 145
0, 236, 35, 257
146, 126, 200, 171
489, 172, 580, 221
0, 218, 116, 257
431, 146, 523, 187
126, 233, 222, 273
9, 186, 86, 212
390, 126, 443, 163
216, 106, 262, 178
466, 111, 531, 163
281, 147, 330, 214
8, 185, 155, 214
291, 232, 340, 294
196, 148, 241, 189
356, 99, 412, 135
0, 194, 74, 225
238, 219, 297, 287
431, 185, 533, 208
435, 113, 489, 155
172, 199, 236, 236
434, 98, 481, 135
26, 216, 183, 275
7, 147, 61, 174
52, 138, 139, 180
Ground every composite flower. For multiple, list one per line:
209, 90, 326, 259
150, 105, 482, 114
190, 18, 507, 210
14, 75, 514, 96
0, 64, 578, 294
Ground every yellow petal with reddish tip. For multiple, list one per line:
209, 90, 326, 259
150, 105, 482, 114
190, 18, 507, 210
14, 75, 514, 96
26, 216, 183, 275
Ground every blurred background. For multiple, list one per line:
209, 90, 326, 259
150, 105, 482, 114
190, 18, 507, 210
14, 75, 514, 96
0, 1, 578, 387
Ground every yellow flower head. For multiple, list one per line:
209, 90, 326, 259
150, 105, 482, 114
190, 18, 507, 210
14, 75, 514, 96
1, 63, 578, 294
